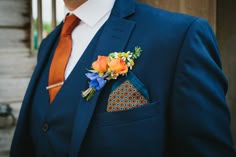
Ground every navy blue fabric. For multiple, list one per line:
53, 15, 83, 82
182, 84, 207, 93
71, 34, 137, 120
11, 0, 236, 157
29, 33, 59, 157
29, 22, 104, 157
111, 71, 150, 100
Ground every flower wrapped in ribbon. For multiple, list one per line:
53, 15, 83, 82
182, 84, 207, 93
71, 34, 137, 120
82, 46, 142, 101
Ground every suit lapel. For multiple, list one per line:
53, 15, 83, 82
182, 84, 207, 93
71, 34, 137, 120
69, 0, 136, 157
20, 24, 62, 109
11, 24, 62, 152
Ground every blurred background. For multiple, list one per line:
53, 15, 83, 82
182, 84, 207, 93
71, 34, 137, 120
0, 0, 235, 156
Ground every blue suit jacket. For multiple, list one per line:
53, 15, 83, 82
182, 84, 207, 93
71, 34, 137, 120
11, 0, 236, 156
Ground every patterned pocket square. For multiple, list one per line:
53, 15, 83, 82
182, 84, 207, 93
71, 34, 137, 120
107, 72, 150, 112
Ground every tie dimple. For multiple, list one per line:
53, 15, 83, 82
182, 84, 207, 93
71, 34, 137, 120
61, 14, 80, 35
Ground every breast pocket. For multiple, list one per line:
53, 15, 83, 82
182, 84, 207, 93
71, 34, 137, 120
106, 71, 152, 112
82, 72, 163, 156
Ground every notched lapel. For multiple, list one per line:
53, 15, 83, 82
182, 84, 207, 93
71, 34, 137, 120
69, 0, 136, 156
94, 16, 136, 55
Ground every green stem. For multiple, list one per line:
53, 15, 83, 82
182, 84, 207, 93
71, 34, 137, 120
86, 88, 96, 101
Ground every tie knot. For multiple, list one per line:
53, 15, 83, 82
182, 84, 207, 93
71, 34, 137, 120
61, 14, 80, 35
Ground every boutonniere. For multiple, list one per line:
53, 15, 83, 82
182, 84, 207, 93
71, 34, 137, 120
82, 46, 142, 101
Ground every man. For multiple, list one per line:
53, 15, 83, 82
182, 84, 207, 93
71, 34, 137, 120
11, 0, 236, 156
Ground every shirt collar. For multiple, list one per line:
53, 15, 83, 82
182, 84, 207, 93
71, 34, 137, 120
65, 0, 115, 27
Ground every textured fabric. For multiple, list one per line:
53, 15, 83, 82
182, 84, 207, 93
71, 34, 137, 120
29, 19, 105, 157
48, 14, 80, 103
64, 0, 115, 79
11, 0, 236, 157
107, 80, 149, 112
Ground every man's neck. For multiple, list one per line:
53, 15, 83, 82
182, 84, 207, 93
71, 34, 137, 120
66, 0, 87, 11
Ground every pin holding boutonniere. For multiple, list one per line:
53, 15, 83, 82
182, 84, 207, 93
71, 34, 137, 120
82, 46, 142, 101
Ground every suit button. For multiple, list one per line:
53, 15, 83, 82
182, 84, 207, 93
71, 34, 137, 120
42, 123, 49, 132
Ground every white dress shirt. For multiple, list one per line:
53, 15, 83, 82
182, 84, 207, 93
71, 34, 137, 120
64, 0, 115, 79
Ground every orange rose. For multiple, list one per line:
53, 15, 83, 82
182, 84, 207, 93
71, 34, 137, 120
109, 58, 128, 74
92, 56, 109, 73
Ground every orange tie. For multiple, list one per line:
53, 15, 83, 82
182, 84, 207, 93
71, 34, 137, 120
47, 14, 80, 103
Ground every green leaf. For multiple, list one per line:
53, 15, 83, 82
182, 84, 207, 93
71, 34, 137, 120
132, 46, 142, 59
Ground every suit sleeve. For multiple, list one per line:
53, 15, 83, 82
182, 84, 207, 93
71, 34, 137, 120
169, 18, 236, 156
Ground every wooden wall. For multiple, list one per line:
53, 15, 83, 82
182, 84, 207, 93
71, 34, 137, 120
0, 0, 34, 156
138, 0, 216, 31
0, 0, 31, 52
217, 0, 236, 144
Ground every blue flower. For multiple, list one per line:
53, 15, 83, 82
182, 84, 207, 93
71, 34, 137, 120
85, 73, 107, 90
85, 73, 99, 80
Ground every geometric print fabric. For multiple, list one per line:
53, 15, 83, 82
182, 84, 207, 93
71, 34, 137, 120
107, 80, 149, 112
